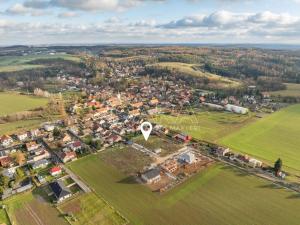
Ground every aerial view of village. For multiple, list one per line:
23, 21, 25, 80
1, 1, 300, 225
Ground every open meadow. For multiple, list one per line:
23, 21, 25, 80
220, 104, 300, 172
69, 151, 300, 225
0, 92, 48, 116
152, 111, 254, 142
0, 54, 80, 73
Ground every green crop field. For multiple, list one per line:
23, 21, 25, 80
270, 83, 300, 97
3, 191, 68, 225
59, 193, 127, 225
0, 53, 80, 72
69, 152, 300, 225
148, 62, 241, 88
220, 104, 300, 172
0, 92, 48, 116
152, 111, 254, 142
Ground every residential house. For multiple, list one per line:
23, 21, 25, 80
59, 151, 77, 163
179, 152, 196, 164
31, 159, 49, 170
0, 135, 13, 147
26, 141, 40, 151
0, 156, 13, 168
49, 180, 72, 203
69, 141, 82, 152
141, 168, 161, 184
43, 123, 55, 132
17, 132, 28, 141
248, 158, 263, 168
50, 166, 62, 176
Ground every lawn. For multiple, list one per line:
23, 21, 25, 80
0, 92, 48, 116
69, 152, 300, 225
152, 111, 254, 142
3, 191, 68, 225
0, 54, 80, 72
148, 62, 241, 88
59, 193, 127, 225
270, 83, 300, 97
220, 104, 300, 172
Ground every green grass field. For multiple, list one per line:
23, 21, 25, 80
0, 92, 48, 116
148, 62, 241, 88
69, 152, 300, 225
270, 83, 300, 97
152, 111, 254, 142
59, 193, 127, 225
220, 104, 300, 172
0, 118, 46, 135
3, 191, 68, 225
0, 208, 10, 225
0, 54, 80, 72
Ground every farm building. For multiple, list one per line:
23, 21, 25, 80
49, 180, 72, 203
225, 104, 249, 114
141, 168, 161, 184
202, 103, 224, 110
179, 152, 196, 164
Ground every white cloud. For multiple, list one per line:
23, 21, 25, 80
1, 10, 300, 45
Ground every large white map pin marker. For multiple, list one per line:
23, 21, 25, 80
141, 122, 152, 141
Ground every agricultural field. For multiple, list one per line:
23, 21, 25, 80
0, 92, 48, 116
59, 193, 127, 225
0, 53, 80, 73
69, 152, 300, 225
152, 111, 254, 142
147, 62, 241, 88
270, 83, 300, 97
133, 135, 183, 156
3, 190, 68, 225
220, 104, 300, 172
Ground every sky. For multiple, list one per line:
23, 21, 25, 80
0, 0, 300, 45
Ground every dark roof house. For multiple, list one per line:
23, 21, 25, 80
49, 180, 72, 202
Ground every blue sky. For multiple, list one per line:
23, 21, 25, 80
0, 0, 300, 45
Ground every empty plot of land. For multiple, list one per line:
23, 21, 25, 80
59, 193, 127, 225
69, 152, 300, 225
152, 111, 254, 142
221, 104, 300, 172
133, 135, 183, 156
0, 92, 48, 116
100, 146, 153, 175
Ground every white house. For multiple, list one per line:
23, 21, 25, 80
17, 133, 28, 141
179, 152, 196, 164
43, 123, 55, 132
